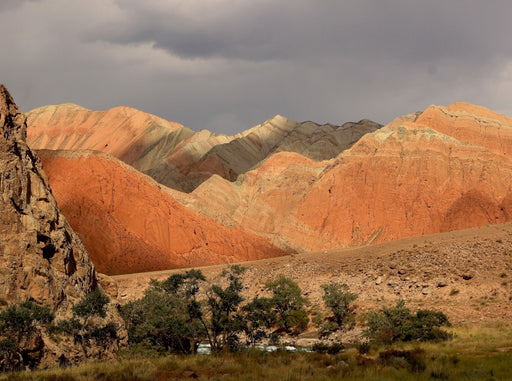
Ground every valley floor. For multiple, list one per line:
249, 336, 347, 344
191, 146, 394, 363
114, 223, 512, 326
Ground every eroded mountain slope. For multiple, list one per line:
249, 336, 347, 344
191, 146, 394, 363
37, 149, 289, 275
184, 103, 512, 251
27, 106, 381, 192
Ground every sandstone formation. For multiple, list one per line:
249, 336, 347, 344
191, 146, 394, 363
26, 99, 512, 268
184, 103, 512, 251
27, 103, 194, 170
0, 85, 125, 367
27, 106, 381, 192
36, 149, 289, 275
151, 116, 382, 191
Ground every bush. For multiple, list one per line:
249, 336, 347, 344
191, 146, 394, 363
121, 269, 206, 354
205, 265, 247, 351
242, 296, 275, 346
378, 348, 427, 373
265, 275, 309, 335
0, 301, 55, 371
72, 288, 109, 318
312, 342, 345, 354
364, 300, 451, 344
50, 290, 119, 356
86, 322, 118, 345
319, 282, 357, 336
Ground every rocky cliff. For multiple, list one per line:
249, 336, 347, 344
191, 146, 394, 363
0, 85, 126, 367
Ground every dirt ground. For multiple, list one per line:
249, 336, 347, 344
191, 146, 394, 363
112, 222, 512, 327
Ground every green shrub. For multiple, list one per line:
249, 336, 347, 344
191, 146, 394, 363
364, 300, 451, 344
312, 342, 344, 354
72, 288, 109, 318
265, 275, 309, 335
285, 309, 309, 335
242, 296, 275, 346
0, 301, 55, 371
121, 269, 206, 354
206, 265, 247, 351
378, 348, 426, 373
319, 282, 357, 336
51, 290, 119, 355
86, 322, 118, 345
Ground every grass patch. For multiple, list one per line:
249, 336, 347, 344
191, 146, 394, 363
3, 325, 512, 380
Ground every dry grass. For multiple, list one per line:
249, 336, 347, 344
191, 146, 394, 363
3, 324, 512, 380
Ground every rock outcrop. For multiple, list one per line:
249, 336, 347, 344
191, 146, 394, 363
27, 106, 381, 192
0, 85, 126, 367
36, 149, 289, 275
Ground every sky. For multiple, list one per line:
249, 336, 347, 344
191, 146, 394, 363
2, 0, 512, 135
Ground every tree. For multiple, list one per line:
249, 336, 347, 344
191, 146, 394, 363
72, 288, 110, 318
265, 275, 309, 335
0, 301, 54, 371
364, 300, 451, 344
241, 296, 275, 346
319, 282, 357, 336
204, 265, 247, 351
51, 288, 119, 357
121, 269, 206, 354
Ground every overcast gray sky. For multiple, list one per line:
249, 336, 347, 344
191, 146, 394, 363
2, 0, 512, 135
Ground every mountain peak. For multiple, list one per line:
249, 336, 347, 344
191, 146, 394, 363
0, 84, 26, 142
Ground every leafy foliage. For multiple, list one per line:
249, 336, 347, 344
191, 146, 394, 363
205, 265, 247, 351
121, 269, 205, 354
319, 282, 357, 336
51, 289, 119, 356
85, 322, 119, 345
364, 300, 451, 344
0, 301, 54, 371
242, 296, 276, 346
264, 275, 309, 335
72, 288, 110, 318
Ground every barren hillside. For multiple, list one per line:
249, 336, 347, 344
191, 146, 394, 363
114, 223, 512, 326
37, 149, 288, 275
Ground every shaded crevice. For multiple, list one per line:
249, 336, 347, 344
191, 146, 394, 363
10, 197, 26, 215
36, 232, 56, 261
65, 248, 77, 276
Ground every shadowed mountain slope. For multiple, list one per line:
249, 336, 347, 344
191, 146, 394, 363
36, 149, 289, 275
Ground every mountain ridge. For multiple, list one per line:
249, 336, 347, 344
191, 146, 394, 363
27, 104, 382, 192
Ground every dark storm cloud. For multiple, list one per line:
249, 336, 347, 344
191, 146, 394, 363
0, 0, 41, 12
87, 1, 512, 64
2, 1, 512, 135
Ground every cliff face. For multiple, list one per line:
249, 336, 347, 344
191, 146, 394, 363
36, 149, 289, 275
0, 85, 126, 367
